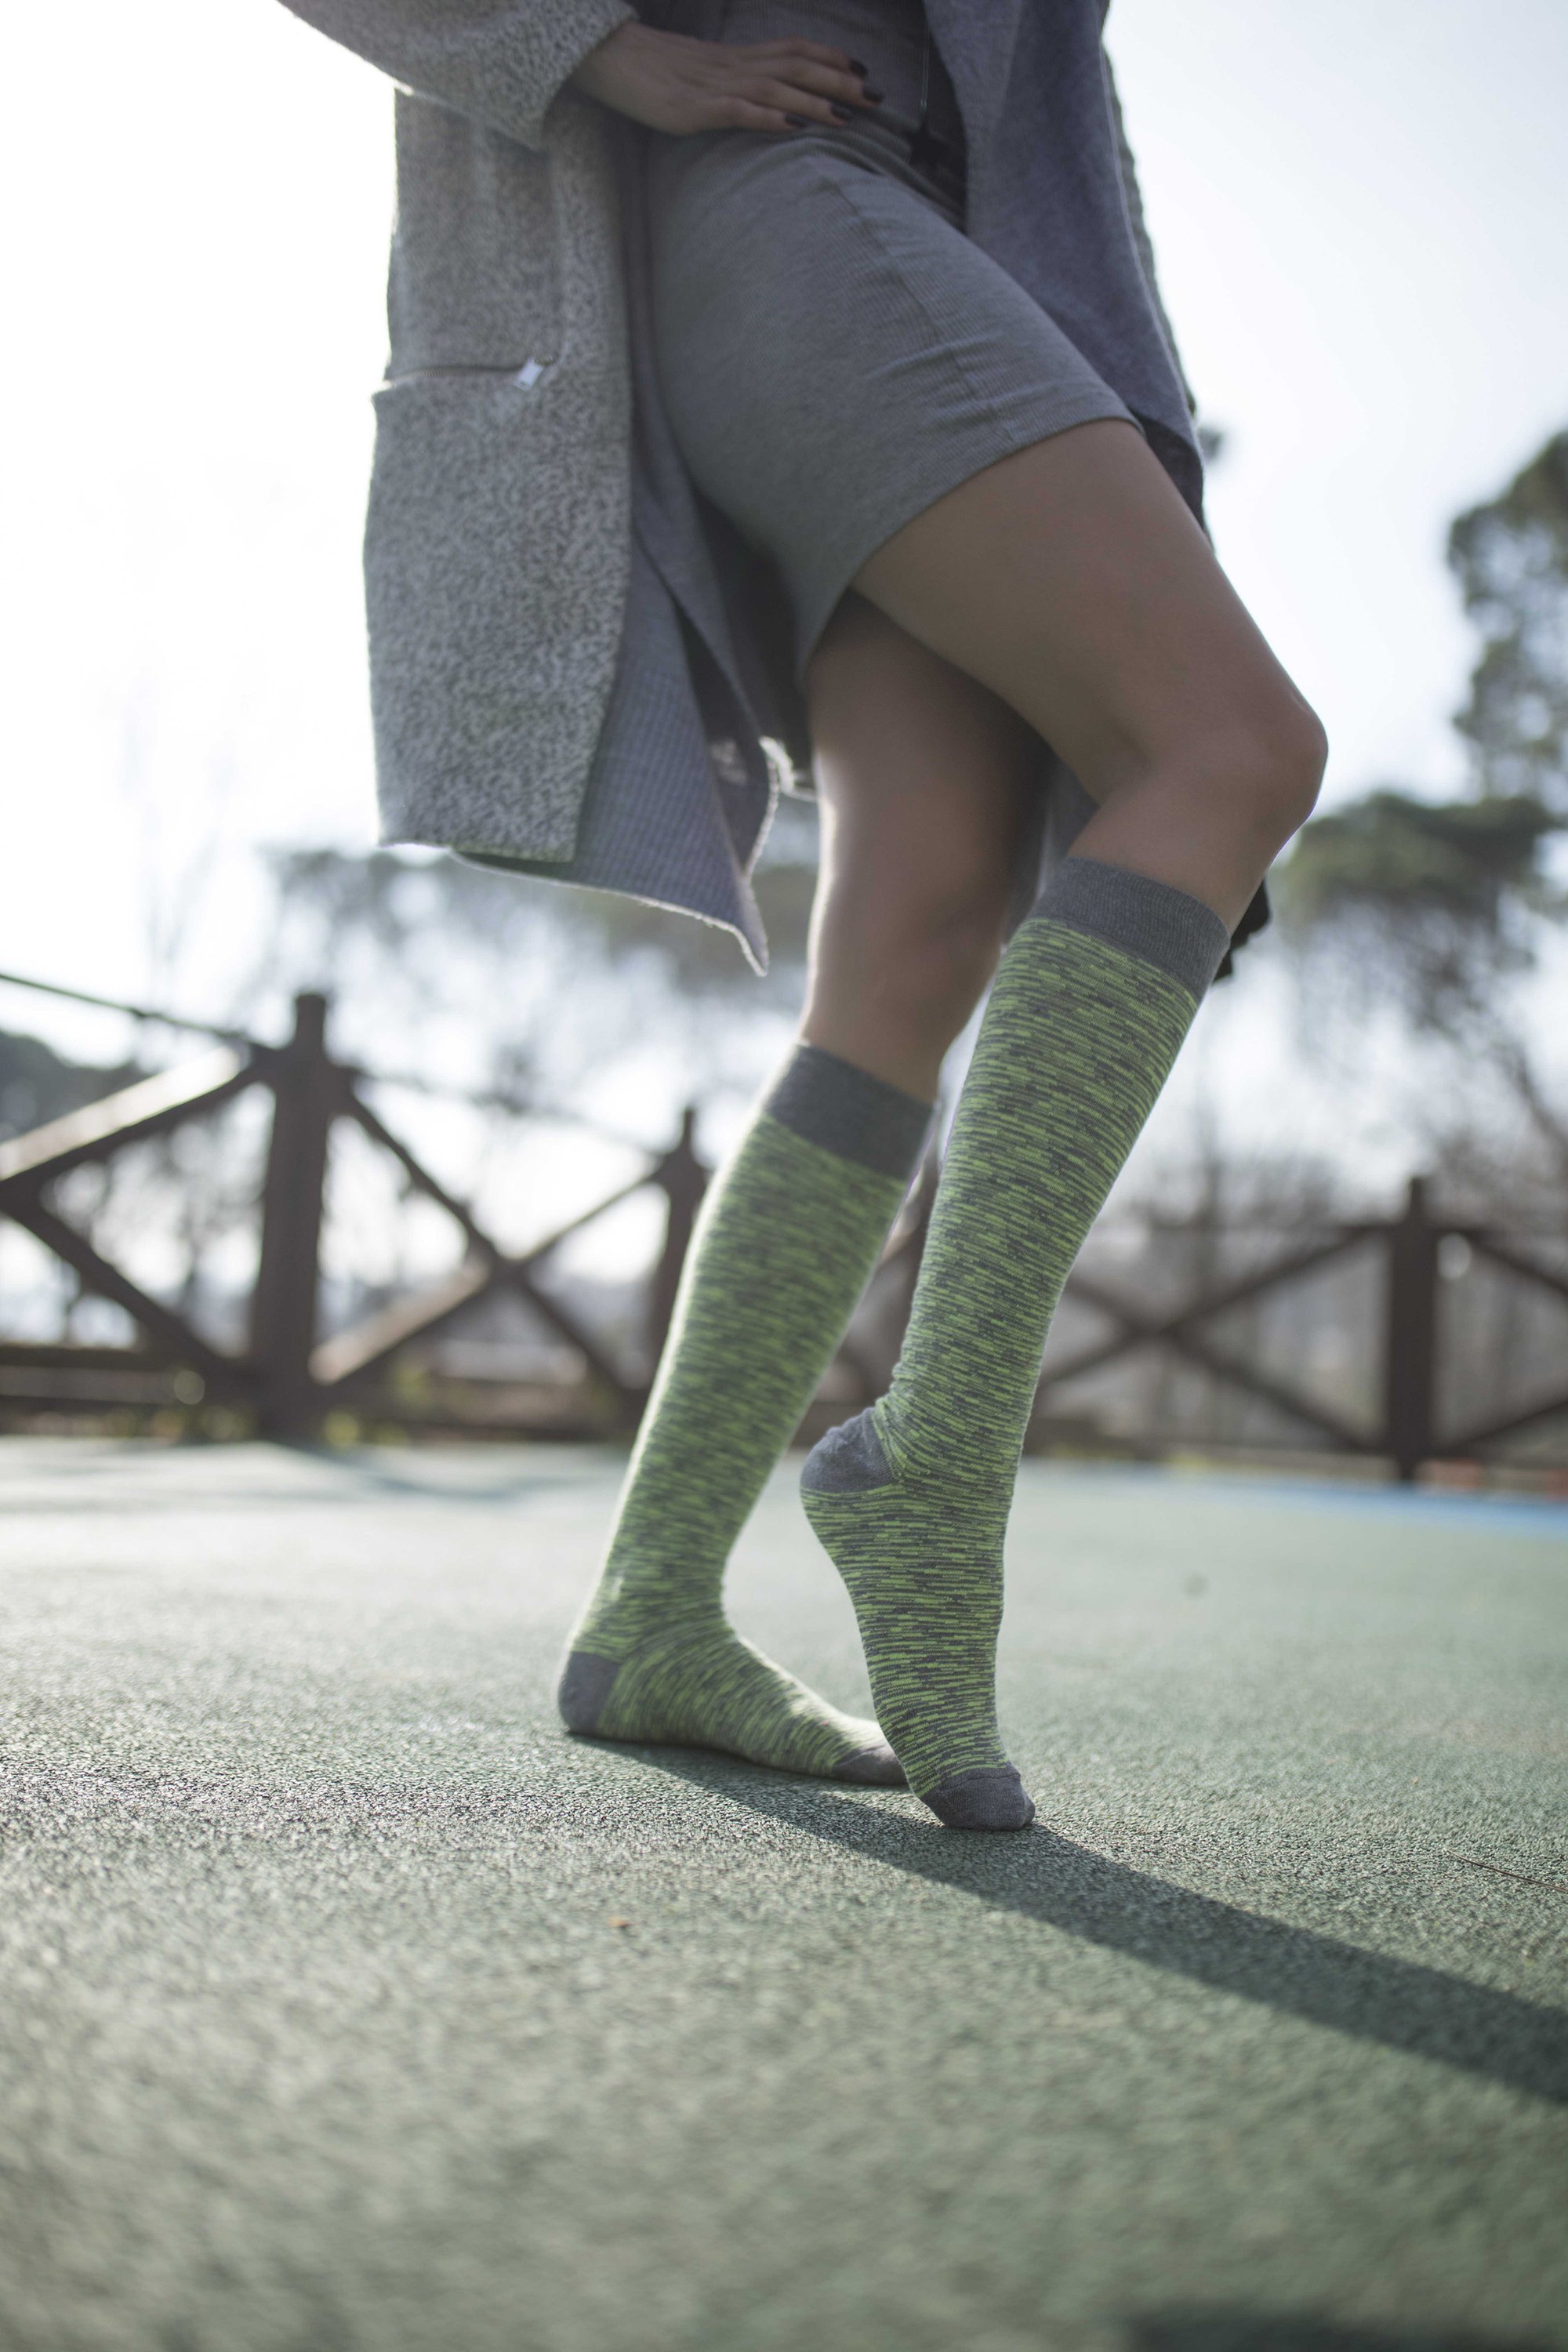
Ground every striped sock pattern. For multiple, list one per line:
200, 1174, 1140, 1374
803, 861, 1231, 1828
558, 1045, 930, 1781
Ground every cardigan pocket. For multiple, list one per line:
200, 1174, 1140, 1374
381, 360, 554, 393
363, 371, 629, 869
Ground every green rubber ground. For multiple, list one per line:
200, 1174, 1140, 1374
2, 1440, 1565, 2352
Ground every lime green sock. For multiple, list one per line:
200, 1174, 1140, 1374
803, 860, 1231, 1828
559, 1045, 930, 1780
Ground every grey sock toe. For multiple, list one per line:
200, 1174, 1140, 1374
831, 1740, 907, 1788
557, 1650, 618, 1736
922, 1764, 1036, 1831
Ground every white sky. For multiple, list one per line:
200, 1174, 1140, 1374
2, 0, 1566, 1103
1109, 0, 1568, 797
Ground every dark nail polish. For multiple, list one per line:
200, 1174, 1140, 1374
848, 56, 869, 74
784, 112, 809, 128
830, 103, 854, 121
862, 85, 884, 104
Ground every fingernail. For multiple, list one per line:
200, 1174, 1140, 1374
784, 113, 809, 128
848, 56, 869, 74
830, 103, 854, 121
862, 85, 884, 103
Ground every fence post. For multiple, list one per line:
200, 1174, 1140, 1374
251, 993, 335, 1439
644, 1106, 708, 1391
1383, 1174, 1439, 1483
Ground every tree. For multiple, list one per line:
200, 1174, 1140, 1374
1276, 429, 1568, 1192
0, 1031, 143, 1142
1279, 786, 1559, 1034
251, 792, 821, 1123
1450, 429, 1568, 811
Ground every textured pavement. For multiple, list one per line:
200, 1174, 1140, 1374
1, 1439, 1565, 2352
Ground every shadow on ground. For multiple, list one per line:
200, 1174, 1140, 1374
1127, 2315, 1554, 2351
625, 1748, 1568, 2106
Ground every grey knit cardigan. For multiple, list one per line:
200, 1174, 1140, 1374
281, 0, 1210, 967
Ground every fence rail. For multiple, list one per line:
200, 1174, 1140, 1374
0, 993, 705, 1442
1028, 1182, 1568, 1478
2, 989, 1566, 1476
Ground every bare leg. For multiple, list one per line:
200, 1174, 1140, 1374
799, 592, 1042, 1096
852, 419, 1327, 923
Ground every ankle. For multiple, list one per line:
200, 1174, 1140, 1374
574, 1584, 725, 1651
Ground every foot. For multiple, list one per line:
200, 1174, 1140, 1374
800, 1407, 1036, 1829
557, 1611, 905, 1784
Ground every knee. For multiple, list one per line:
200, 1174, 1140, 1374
1268, 693, 1329, 834
1220, 691, 1328, 850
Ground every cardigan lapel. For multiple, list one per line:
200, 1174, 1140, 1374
924, 0, 1027, 168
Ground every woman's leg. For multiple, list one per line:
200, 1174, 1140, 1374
851, 419, 1327, 920
803, 422, 1328, 1829
801, 591, 1040, 1097
557, 600, 1038, 1778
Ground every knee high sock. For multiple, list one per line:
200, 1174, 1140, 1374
801, 859, 1231, 1828
558, 1044, 931, 1780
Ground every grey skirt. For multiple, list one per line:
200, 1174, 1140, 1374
646, 0, 1135, 675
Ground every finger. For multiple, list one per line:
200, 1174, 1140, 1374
735, 42, 879, 103
732, 74, 869, 127
747, 41, 860, 69
713, 95, 811, 135
770, 58, 880, 107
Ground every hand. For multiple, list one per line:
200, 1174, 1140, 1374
570, 20, 880, 136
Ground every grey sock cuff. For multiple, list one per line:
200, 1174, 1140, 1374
764, 1045, 933, 1180
1028, 858, 1232, 997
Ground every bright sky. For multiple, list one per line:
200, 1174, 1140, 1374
3, 0, 1566, 1076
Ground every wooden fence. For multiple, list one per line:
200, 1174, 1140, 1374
0, 993, 703, 1443
2, 990, 1566, 1477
